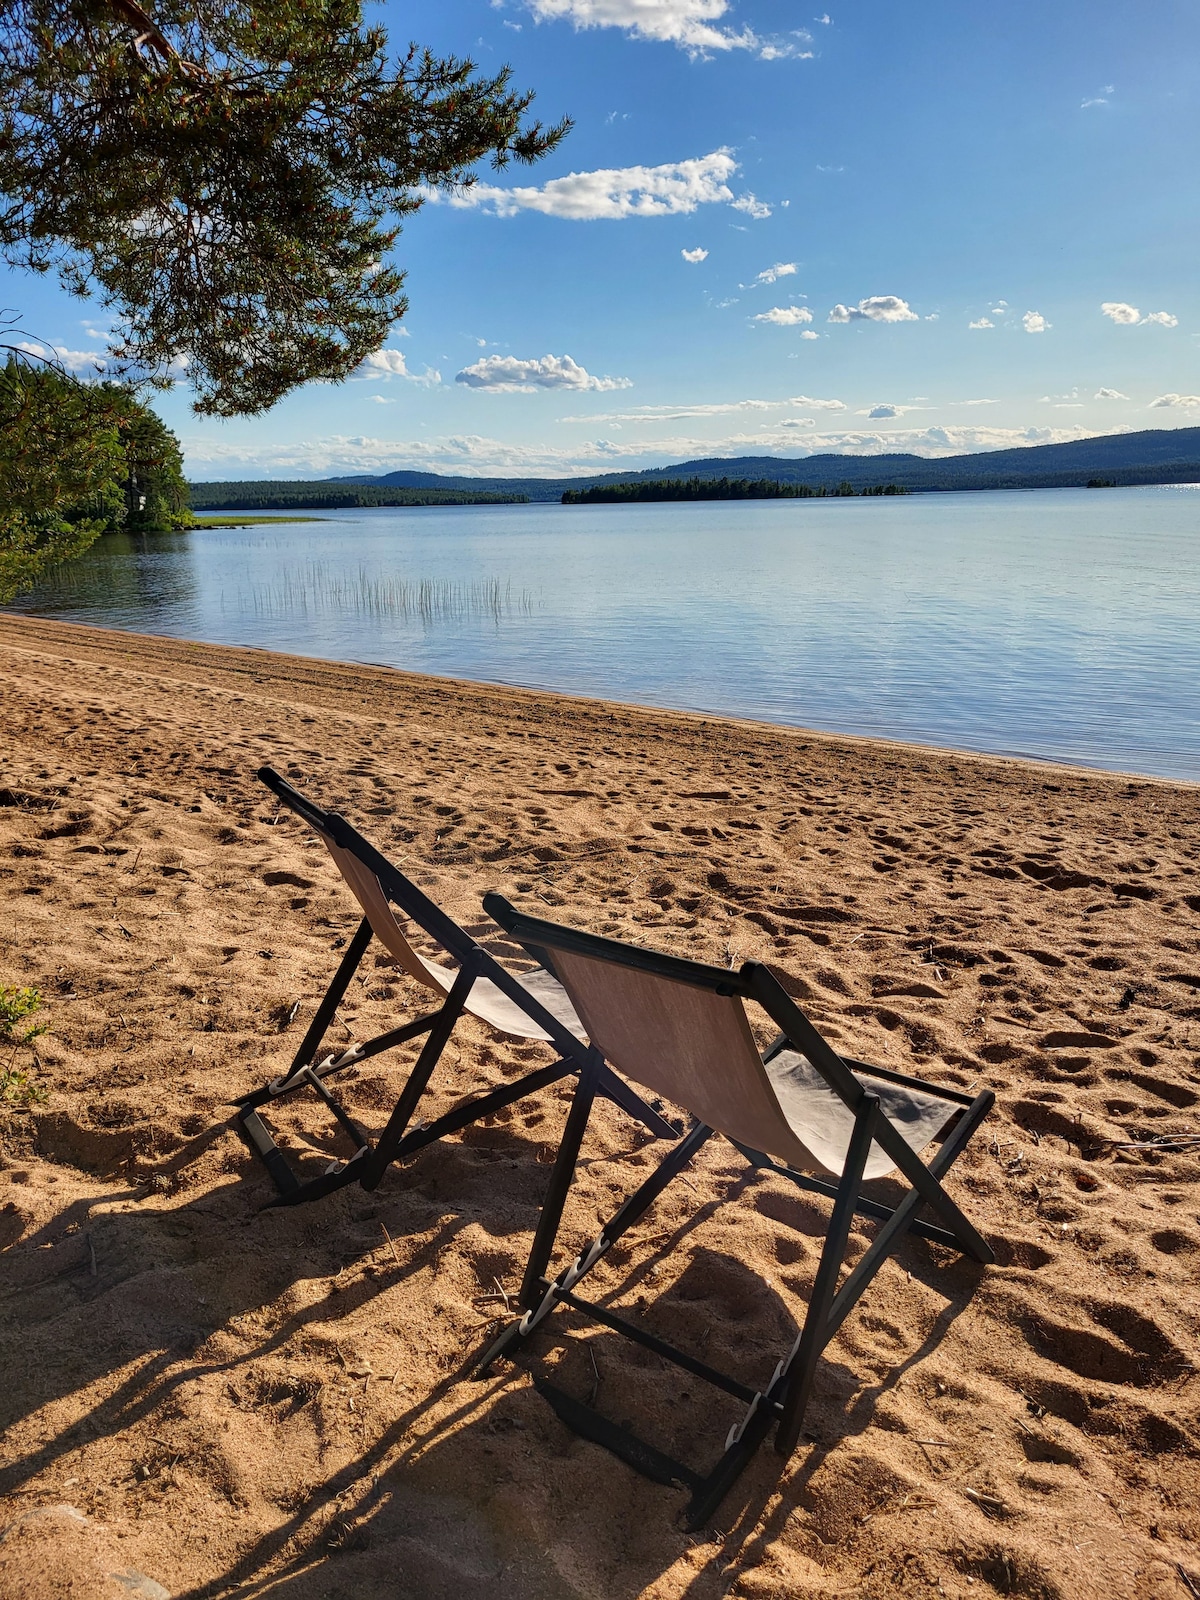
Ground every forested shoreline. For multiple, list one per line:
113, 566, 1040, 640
561, 476, 910, 504
188, 482, 528, 511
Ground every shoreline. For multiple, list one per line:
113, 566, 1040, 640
2, 612, 1192, 791
2, 611, 1198, 1599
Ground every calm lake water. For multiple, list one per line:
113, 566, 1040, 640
9, 487, 1200, 781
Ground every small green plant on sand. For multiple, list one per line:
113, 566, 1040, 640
0, 984, 48, 1106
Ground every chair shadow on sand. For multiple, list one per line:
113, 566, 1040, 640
143, 1163, 988, 1600
0, 1109, 577, 1505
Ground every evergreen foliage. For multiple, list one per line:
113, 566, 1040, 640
189, 482, 529, 510
561, 476, 909, 504
0, 0, 568, 416
0, 352, 191, 602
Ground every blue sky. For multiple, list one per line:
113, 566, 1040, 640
6, 0, 1200, 479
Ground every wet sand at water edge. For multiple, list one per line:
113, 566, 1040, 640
0, 612, 1198, 1600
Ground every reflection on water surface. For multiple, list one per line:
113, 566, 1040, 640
9, 487, 1200, 781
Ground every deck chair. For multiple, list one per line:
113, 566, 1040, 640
474, 896, 995, 1528
233, 769, 676, 1206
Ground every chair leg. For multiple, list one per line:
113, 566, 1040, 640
357, 955, 482, 1192
520, 1066, 599, 1306
923, 1092, 996, 1263
774, 1096, 878, 1457
283, 917, 374, 1084
872, 1092, 996, 1264
475, 1116, 712, 1375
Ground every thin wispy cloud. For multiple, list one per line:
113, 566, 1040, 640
184, 423, 1111, 481
828, 296, 918, 323
522, 0, 814, 60
558, 394, 842, 423
423, 151, 763, 221
455, 353, 632, 392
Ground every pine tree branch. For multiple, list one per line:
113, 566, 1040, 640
99, 0, 206, 78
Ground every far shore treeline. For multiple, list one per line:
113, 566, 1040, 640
188, 482, 529, 511
561, 476, 909, 505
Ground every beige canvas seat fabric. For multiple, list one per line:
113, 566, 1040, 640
323, 838, 585, 1043
547, 947, 954, 1180
765, 1050, 955, 1181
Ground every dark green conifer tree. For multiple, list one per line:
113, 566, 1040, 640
0, 0, 568, 415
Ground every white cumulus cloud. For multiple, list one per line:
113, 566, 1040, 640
730, 192, 772, 219
968, 318, 994, 330
798, 329, 819, 340
1022, 311, 1049, 333
523, 0, 813, 59
754, 261, 798, 284
753, 306, 814, 326
828, 296, 918, 324
1150, 393, 1200, 409
1101, 302, 1178, 327
455, 354, 632, 393
681, 246, 709, 262
356, 348, 442, 385
1094, 387, 1129, 400
358, 348, 408, 376
14, 340, 107, 374
425, 151, 741, 220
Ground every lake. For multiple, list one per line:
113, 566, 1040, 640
8, 486, 1199, 781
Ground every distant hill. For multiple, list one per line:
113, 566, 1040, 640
188, 425, 1200, 507
327, 470, 463, 489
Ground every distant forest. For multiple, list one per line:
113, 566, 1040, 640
562, 476, 911, 504
188, 481, 528, 510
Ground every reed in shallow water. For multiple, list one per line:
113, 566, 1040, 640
235, 563, 536, 624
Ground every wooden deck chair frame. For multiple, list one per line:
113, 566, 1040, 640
233, 770, 676, 1207
474, 895, 995, 1530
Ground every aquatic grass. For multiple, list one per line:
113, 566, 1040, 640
236, 563, 536, 625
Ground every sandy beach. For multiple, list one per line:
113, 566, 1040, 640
1, 611, 1198, 1600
